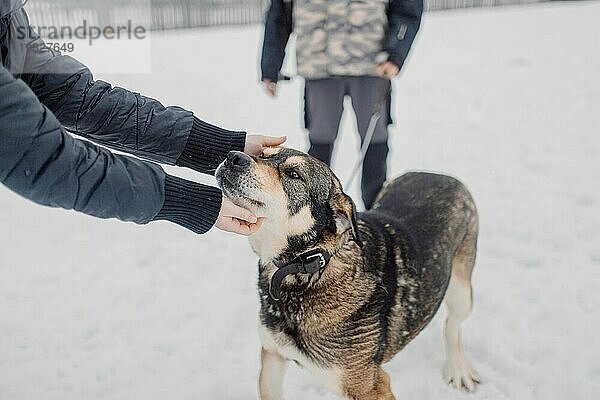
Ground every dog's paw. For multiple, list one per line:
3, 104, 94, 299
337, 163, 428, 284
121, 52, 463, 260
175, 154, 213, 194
443, 358, 481, 392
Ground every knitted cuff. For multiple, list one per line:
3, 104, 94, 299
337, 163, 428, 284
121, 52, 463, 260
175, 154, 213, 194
176, 117, 246, 174
152, 174, 223, 234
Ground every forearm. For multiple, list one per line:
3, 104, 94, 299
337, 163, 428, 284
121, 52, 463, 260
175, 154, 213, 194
261, 0, 293, 82
22, 53, 190, 163
15, 7, 245, 173
385, 0, 424, 69
176, 118, 246, 173
1, 65, 222, 234
152, 174, 222, 234
22, 54, 246, 173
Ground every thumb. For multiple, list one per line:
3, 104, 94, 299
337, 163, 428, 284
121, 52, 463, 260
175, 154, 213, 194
263, 136, 287, 147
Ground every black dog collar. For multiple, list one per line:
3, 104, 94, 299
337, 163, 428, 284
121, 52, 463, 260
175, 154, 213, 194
268, 249, 332, 301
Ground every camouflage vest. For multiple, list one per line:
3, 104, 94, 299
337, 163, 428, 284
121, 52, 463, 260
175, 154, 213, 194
293, 0, 389, 79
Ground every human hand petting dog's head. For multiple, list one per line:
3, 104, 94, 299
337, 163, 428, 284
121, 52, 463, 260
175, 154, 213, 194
244, 134, 287, 157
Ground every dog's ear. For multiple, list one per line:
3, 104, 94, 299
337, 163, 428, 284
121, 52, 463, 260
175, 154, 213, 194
329, 193, 363, 248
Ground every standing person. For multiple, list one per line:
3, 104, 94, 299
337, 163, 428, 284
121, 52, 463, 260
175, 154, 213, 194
261, 0, 423, 209
0, 0, 286, 236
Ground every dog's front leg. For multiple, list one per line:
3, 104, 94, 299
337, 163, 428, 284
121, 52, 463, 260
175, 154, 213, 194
259, 347, 288, 400
344, 366, 396, 400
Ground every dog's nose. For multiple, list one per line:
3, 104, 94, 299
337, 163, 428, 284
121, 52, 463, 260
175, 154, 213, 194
226, 151, 251, 172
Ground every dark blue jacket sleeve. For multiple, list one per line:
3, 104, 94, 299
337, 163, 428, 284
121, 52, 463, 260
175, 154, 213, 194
15, 10, 245, 173
0, 65, 222, 233
0, 64, 165, 223
384, 0, 423, 70
21, 44, 192, 165
261, 0, 293, 82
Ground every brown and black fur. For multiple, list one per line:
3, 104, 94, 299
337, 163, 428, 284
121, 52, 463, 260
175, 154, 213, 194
216, 148, 480, 399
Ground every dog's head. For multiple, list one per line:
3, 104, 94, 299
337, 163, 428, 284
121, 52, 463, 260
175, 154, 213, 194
216, 148, 361, 260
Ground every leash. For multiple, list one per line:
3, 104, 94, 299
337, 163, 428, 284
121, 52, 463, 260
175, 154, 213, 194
345, 80, 392, 188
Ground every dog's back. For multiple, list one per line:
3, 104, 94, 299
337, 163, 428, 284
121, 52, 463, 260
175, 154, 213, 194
357, 172, 478, 362
373, 171, 478, 280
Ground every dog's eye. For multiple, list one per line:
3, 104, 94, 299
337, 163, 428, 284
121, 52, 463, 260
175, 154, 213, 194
286, 169, 301, 180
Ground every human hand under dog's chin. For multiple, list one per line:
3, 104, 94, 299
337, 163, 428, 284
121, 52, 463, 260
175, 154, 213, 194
244, 135, 287, 157
215, 197, 265, 236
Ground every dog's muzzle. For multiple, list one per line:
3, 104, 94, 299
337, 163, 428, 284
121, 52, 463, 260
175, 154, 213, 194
224, 151, 252, 173
216, 151, 251, 190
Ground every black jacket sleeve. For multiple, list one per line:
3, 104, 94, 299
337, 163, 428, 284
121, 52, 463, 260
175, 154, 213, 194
384, 0, 423, 70
0, 64, 222, 234
261, 0, 293, 82
16, 11, 245, 174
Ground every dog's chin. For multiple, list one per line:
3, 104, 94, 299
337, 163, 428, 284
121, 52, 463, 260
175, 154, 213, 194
224, 188, 255, 209
219, 180, 262, 213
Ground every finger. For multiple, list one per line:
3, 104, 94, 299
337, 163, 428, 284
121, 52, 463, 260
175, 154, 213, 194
241, 217, 264, 235
226, 203, 258, 223
219, 217, 251, 236
232, 220, 254, 236
262, 136, 287, 147
230, 216, 264, 235
218, 216, 265, 236
247, 217, 265, 234
217, 218, 242, 234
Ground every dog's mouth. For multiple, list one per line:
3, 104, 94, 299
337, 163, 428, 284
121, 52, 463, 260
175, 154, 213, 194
216, 164, 265, 209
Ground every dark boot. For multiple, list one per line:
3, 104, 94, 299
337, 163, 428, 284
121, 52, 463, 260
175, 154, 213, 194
308, 143, 334, 166
362, 142, 389, 209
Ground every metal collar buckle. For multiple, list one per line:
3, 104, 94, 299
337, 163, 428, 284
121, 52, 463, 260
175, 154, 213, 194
268, 249, 331, 301
303, 252, 326, 270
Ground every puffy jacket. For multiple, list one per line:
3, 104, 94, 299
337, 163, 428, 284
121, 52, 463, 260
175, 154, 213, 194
0, 1, 246, 234
261, 0, 423, 81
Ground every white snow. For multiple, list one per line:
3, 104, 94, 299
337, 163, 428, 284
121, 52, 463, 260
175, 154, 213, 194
1, 2, 600, 399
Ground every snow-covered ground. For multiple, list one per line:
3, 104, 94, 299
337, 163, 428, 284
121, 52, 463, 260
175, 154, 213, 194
1, 2, 600, 399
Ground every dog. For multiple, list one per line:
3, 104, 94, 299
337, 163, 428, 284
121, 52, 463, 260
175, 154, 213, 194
216, 148, 480, 400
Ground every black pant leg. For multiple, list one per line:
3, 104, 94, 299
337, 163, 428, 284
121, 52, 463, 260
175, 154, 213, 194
362, 142, 389, 209
308, 143, 334, 166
